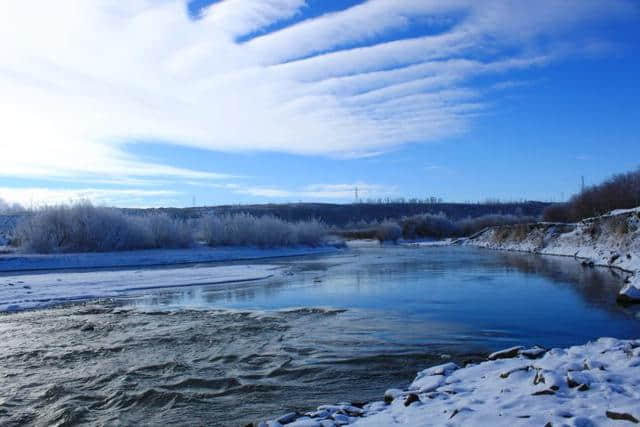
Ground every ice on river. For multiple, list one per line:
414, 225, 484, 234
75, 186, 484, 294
0, 264, 283, 311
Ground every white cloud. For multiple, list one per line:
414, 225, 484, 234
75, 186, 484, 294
193, 181, 394, 200
0, 187, 180, 208
0, 0, 635, 181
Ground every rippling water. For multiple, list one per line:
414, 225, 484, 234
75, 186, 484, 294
1, 245, 639, 426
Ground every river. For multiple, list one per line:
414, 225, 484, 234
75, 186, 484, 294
1, 245, 639, 426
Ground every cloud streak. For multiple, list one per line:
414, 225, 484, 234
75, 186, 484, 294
0, 0, 635, 186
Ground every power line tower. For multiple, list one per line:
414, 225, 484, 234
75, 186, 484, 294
581, 176, 585, 193
354, 186, 359, 203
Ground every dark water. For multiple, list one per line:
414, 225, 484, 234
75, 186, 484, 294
1, 245, 639, 426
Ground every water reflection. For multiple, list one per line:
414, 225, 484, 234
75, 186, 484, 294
124, 246, 640, 350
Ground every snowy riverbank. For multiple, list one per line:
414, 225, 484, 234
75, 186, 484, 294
464, 207, 640, 303
0, 245, 339, 272
0, 264, 284, 312
261, 338, 640, 426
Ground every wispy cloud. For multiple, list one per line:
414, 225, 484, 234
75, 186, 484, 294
0, 187, 181, 208
193, 181, 395, 201
0, 0, 635, 182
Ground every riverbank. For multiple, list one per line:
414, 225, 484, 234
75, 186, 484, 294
262, 337, 640, 426
0, 264, 284, 311
464, 207, 640, 302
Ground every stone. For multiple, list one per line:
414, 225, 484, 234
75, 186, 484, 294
520, 346, 547, 359
488, 346, 524, 360
404, 393, 420, 407
277, 412, 297, 424
384, 388, 403, 404
532, 389, 556, 396
605, 411, 639, 423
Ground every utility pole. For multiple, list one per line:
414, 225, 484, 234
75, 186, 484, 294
354, 186, 359, 203
581, 176, 585, 193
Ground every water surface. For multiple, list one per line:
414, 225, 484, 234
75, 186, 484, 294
1, 245, 638, 426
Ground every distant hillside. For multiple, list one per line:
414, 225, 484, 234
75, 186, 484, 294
125, 201, 550, 227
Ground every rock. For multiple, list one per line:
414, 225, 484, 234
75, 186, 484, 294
307, 409, 330, 419
531, 389, 556, 396
581, 258, 595, 267
567, 371, 593, 388
331, 413, 349, 425
609, 253, 620, 264
340, 406, 363, 416
488, 346, 524, 360
319, 421, 335, 427
420, 362, 459, 376
499, 365, 531, 378
277, 412, 297, 424
287, 418, 321, 427
617, 277, 640, 304
605, 411, 639, 423
578, 383, 589, 391
520, 346, 547, 359
404, 393, 420, 407
384, 388, 403, 404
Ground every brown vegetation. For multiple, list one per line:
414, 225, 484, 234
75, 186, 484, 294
543, 168, 640, 222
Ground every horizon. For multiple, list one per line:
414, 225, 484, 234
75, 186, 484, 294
1, 1, 639, 208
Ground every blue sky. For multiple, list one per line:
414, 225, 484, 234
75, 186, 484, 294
0, 0, 639, 207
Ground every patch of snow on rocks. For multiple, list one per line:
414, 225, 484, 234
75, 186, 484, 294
263, 339, 640, 426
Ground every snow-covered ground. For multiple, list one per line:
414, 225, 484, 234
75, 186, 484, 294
465, 207, 640, 302
0, 245, 339, 272
0, 264, 283, 311
263, 338, 640, 426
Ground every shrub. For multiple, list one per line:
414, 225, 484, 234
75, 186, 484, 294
0, 198, 24, 214
401, 213, 457, 239
543, 168, 640, 222
15, 202, 194, 253
199, 213, 327, 247
375, 221, 402, 242
396, 212, 537, 239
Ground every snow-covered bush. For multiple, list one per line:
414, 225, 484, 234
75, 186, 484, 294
0, 198, 24, 214
375, 221, 402, 242
401, 213, 457, 239
199, 213, 327, 247
146, 213, 194, 248
15, 202, 194, 253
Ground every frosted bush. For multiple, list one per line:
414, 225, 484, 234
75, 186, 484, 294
375, 221, 402, 242
0, 198, 24, 214
199, 213, 327, 247
15, 202, 194, 253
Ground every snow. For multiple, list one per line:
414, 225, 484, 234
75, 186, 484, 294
464, 207, 640, 302
0, 245, 339, 272
605, 206, 640, 217
356, 338, 640, 426
0, 264, 283, 312
265, 338, 640, 426
619, 276, 640, 303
